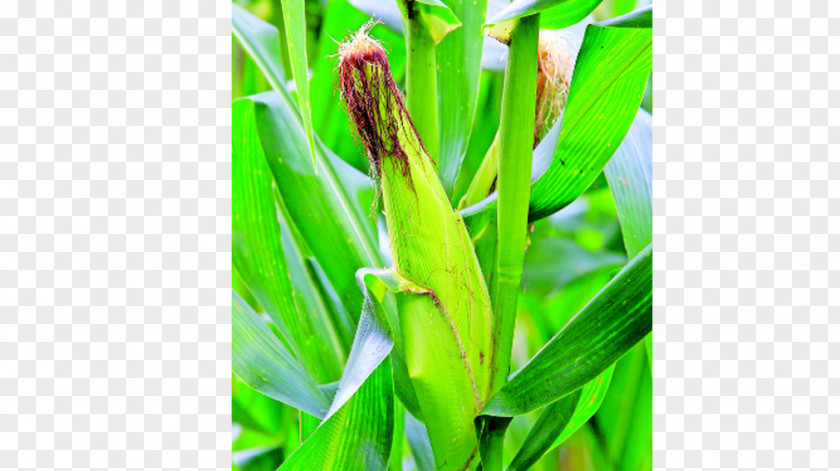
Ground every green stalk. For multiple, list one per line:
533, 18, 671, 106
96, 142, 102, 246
492, 13, 540, 394
479, 16, 539, 471
403, 2, 440, 163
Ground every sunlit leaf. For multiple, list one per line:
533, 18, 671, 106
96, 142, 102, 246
279, 360, 394, 470
232, 293, 332, 419
234, 93, 380, 327
436, 0, 488, 196
278, 0, 316, 166
481, 244, 652, 416
233, 96, 343, 382
483, 0, 603, 43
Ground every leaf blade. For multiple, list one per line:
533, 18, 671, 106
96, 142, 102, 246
460, 7, 652, 223
232, 292, 331, 419
279, 0, 317, 166
480, 244, 652, 417
604, 108, 652, 260
436, 0, 488, 196
278, 360, 395, 470
233, 96, 342, 382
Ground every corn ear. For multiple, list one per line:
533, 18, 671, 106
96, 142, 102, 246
535, 30, 579, 143
338, 25, 494, 470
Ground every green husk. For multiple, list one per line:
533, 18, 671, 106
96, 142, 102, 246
338, 26, 494, 470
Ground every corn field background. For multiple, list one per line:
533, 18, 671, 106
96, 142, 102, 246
231, 0, 652, 469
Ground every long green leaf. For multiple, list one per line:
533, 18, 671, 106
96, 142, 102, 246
276, 198, 350, 361
461, 6, 651, 223
325, 270, 397, 417
356, 268, 425, 423
596, 343, 651, 471
233, 94, 342, 382
233, 6, 386, 312
504, 108, 652, 465
278, 0, 316, 166
232, 4, 288, 94
480, 244, 652, 416
232, 293, 332, 419
234, 93, 378, 326
507, 365, 613, 470
527, 8, 651, 221
236, 83, 425, 419
483, 0, 602, 43
278, 268, 402, 470
604, 108, 651, 260
604, 105, 652, 375
436, 0, 488, 196
507, 388, 582, 471
405, 412, 434, 471
279, 360, 394, 470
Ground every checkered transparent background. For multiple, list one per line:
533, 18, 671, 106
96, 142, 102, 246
654, 1, 839, 470
1, 0, 231, 469
1, 0, 838, 469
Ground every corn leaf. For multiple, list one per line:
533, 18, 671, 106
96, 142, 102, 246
235, 66, 425, 417
596, 344, 651, 471
232, 292, 332, 419
483, 0, 603, 43
507, 387, 582, 471
436, 0, 488, 196
234, 93, 379, 326
233, 8, 385, 312
507, 365, 614, 470
325, 270, 398, 418
232, 4, 288, 94
279, 360, 394, 470
604, 108, 652, 262
461, 6, 652, 223
277, 0, 316, 166
405, 412, 435, 471
527, 6, 651, 220
506, 107, 652, 465
603, 104, 653, 391
480, 244, 652, 416
277, 207, 352, 361
412, 0, 462, 43
233, 96, 343, 382
278, 269, 403, 470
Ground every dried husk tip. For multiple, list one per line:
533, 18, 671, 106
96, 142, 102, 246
338, 22, 424, 180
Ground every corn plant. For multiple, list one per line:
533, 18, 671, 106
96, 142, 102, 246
232, 0, 652, 470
